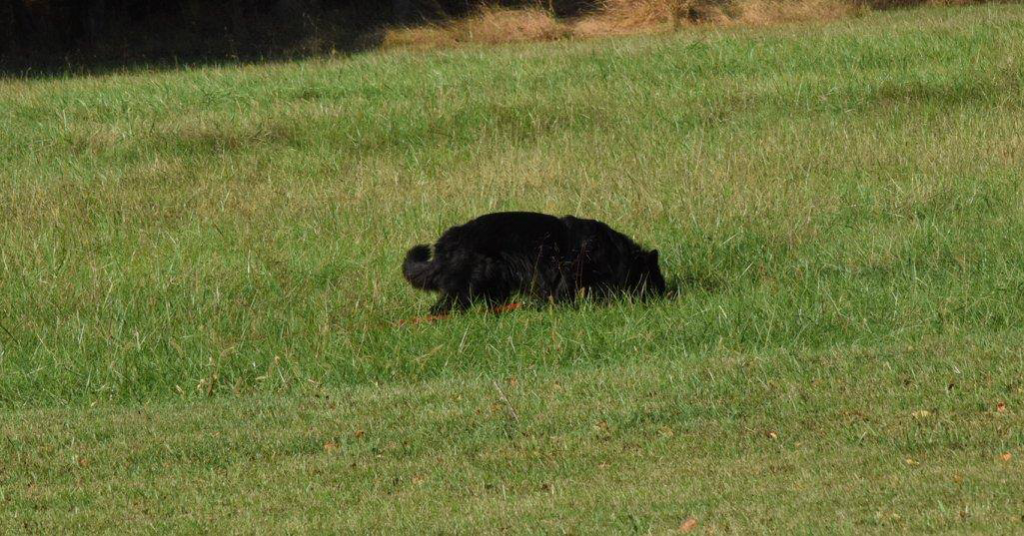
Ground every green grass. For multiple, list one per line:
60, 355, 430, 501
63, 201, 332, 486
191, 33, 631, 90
2, 3, 1024, 532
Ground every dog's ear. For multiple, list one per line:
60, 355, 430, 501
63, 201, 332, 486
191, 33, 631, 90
648, 250, 660, 265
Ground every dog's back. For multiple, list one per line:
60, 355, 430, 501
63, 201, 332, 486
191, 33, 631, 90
433, 212, 570, 260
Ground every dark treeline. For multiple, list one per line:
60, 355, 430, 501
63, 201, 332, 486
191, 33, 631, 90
0, 0, 596, 69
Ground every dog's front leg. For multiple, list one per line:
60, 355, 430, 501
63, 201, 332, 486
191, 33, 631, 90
430, 292, 472, 315
429, 294, 455, 315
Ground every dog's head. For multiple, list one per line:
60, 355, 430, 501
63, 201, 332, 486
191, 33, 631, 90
629, 249, 667, 298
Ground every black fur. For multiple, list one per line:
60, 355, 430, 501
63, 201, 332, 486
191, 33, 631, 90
403, 212, 666, 314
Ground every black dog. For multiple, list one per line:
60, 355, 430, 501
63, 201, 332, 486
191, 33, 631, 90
403, 212, 666, 314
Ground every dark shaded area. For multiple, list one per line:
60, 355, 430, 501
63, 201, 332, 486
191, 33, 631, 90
0, 0, 599, 76
0, 0, 947, 76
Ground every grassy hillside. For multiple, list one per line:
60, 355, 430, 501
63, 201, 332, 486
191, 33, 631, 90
2, 4, 1024, 532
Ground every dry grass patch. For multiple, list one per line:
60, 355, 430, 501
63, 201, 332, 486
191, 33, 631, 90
598, 0, 730, 30
735, 0, 867, 25
383, 0, 931, 48
452, 6, 572, 44
386, 7, 571, 48
580, 0, 865, 32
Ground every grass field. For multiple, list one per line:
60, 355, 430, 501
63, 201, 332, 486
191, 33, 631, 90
3, 4, 1024, 532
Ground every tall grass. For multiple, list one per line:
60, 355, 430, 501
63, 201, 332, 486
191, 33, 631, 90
5, 5, 1024, 532
2, 4, 1024, 408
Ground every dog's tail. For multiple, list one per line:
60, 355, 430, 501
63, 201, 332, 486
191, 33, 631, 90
403, 245, 440, 291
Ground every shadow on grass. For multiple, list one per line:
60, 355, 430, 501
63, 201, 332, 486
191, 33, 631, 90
396, 275, 718, 326
0, 19, 385, 80
0, 0, 595, 79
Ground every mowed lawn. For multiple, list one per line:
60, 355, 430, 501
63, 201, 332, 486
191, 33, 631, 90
3, 4, 1024, 532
